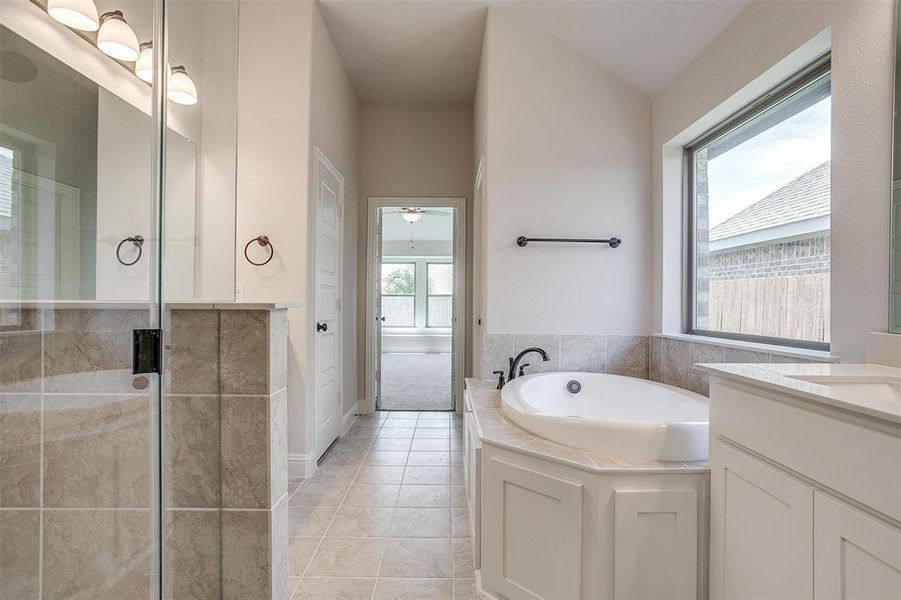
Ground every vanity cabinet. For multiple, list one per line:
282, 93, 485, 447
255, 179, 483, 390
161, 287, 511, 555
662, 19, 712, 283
708, 377, 901, 600
463, 394, 482, 568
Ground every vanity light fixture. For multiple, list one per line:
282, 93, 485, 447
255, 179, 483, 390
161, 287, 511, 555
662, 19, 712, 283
401, 208, 423, 223
97, 11, 140, 62
134, 42, 170, 84
47, 0, 100, 32
168, 66, 198, 105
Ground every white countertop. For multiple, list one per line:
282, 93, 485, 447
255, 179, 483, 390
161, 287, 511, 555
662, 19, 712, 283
697, 362, 901, 425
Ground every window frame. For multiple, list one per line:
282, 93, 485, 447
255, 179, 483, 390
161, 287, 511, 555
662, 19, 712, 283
683, 53, 832, 351
425, 261, 453, 329
380, 260, 417, 328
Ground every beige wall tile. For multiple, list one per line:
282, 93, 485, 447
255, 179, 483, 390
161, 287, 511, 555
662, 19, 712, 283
606, 335, 649, 378
43, 309, 147, 393
221, 509, 271, 600
164, 510, 221, 600
0, 395, 40, 507
43, 395, 150, 508
42, 509, 150, 599
560, 335, 606, 372
480, 334, 512, 379
269, 309, 288, 393
221, 396, 270, 509
269, 389, 288, 506
0, 510, 39, 599
512, 334, 560, 374
165, 395, 220, 508
166, 310, 220, 394
220, 311, 270, 395
0, 332, 41, 393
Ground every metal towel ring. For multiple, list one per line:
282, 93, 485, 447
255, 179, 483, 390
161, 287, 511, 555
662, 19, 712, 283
244, 235, 274, 266
116, 235, 144, 266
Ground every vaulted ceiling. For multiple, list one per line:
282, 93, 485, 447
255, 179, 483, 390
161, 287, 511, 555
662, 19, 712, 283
319, 0, 749, 105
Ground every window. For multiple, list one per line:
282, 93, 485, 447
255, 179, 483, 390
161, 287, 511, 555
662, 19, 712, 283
381, 262, 415, 327
686, 55, 831, 349
427, 262, 453, 327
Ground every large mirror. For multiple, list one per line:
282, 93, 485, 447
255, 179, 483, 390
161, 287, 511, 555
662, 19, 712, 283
0, 0, 237, 302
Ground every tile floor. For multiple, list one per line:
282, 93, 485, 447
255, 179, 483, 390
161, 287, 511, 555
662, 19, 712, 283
286, 410, 477, 600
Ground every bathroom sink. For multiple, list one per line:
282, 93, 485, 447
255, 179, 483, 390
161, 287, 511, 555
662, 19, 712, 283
784, 374, 901, 406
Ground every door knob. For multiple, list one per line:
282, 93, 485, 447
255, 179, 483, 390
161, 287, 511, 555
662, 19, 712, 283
317, 322, 328, 332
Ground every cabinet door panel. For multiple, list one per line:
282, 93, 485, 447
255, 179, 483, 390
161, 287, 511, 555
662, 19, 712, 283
814, 492, 901, 599
710, 441, 813, 600
483, 457, 583, 600
613, 488, 698, 600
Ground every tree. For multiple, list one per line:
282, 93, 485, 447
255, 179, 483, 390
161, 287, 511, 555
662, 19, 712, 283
383, 266, 414, 295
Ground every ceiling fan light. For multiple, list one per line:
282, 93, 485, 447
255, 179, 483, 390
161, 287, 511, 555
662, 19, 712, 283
401, 209, 422, 224
47, 0, 99, 31
168, 65, 198, 105
97, 11, 140, 62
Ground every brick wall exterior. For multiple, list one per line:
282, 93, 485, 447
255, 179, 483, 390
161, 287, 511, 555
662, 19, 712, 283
710, 233, 830, 280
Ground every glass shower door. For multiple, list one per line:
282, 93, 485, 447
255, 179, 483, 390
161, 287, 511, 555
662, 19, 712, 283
0, 0, 165, 597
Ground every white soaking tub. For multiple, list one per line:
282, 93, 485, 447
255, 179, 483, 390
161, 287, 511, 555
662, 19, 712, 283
501, 372, 709, 461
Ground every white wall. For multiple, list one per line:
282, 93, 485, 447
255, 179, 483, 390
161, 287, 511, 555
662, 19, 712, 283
476, 7, 652, 336
651, 0, 894, 362
310, 4, 360, 424
236, 0, 314, 464
237, 0, 359, 467
357, 105, 474, 398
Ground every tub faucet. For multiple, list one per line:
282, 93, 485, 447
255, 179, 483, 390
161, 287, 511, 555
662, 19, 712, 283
508, 347, 549, 382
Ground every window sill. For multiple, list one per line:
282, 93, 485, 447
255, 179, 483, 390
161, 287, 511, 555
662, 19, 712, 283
653, 332, 841, 363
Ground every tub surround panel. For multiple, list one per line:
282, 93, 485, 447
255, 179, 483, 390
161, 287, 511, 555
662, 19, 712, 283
649, 334, 832, 396
481, 334, 650, 381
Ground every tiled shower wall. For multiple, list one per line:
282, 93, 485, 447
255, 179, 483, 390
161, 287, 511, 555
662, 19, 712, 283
481, 332, 828, 397
0, 306, 288, 600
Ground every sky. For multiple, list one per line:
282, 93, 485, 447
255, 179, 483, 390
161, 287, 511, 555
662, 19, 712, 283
707, 97, 831, 228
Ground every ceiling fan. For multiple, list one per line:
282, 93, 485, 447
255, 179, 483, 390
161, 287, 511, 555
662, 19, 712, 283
383, 207, 452, 250
383, 207, 451, 223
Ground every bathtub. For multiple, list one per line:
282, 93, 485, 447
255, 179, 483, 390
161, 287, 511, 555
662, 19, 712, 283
501, 372, 709, 461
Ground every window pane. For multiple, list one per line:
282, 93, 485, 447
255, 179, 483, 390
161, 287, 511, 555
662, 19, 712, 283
382, 262, 414, 295
382, 296, 415, 327
428, 263, 453, 295
428, 296, 452, 327
693, 71, 831, 344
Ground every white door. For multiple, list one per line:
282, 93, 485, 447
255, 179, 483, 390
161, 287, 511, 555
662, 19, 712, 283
710, 441, 814, 600
314, 151, 343, 459
373, 208, 383, 408
814, 492, 901, 599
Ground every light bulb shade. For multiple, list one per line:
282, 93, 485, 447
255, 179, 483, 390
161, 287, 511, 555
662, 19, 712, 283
47, 0, 99, 31
168, 66, 197, 105
97, 11, 140, 62
134, 42, 153, 82
401, 210, 422, 224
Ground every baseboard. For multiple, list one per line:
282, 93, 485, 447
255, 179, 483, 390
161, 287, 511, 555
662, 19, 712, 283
475, 571, 497, 600
287, 452, 318, 479
341, 405, 357, 435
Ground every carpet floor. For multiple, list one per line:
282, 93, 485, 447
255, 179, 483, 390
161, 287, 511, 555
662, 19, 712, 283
380, 352, 452, 411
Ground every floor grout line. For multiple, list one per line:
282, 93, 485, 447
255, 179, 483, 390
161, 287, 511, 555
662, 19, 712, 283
290, 411, 470, 599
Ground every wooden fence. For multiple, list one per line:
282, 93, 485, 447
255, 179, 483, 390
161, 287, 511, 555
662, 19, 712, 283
707, 273, 830, 343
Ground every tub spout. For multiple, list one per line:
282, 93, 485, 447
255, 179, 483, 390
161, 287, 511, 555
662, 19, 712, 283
508, 347, 549, 382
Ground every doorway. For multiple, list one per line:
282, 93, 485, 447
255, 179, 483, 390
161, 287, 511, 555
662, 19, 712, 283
366, 198, 465, 412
